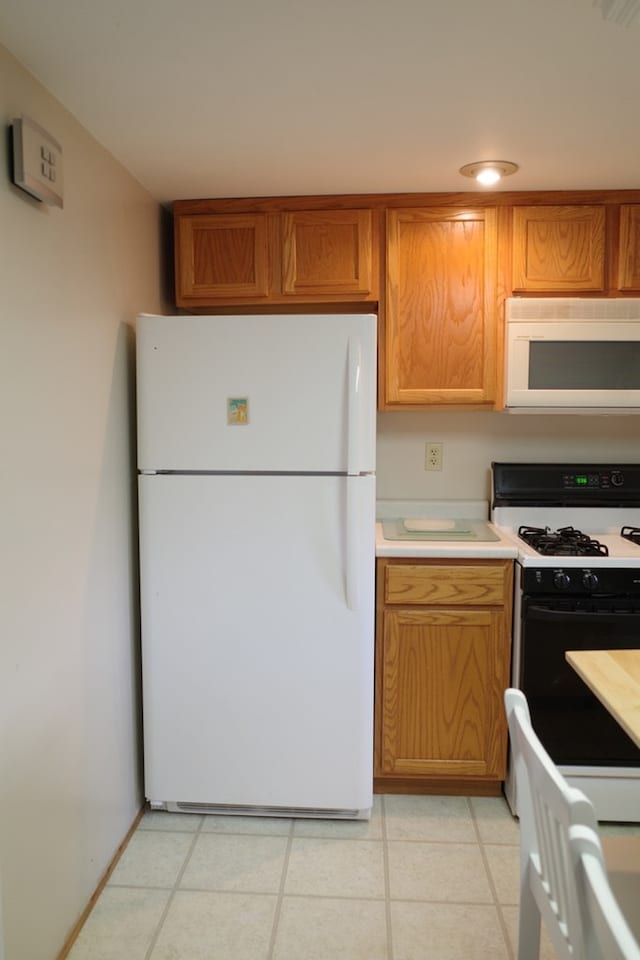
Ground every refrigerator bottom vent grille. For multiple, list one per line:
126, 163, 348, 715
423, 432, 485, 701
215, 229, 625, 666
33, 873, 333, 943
166, 800, 365, 820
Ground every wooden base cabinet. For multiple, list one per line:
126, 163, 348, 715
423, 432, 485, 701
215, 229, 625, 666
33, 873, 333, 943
374, 558, 513, 795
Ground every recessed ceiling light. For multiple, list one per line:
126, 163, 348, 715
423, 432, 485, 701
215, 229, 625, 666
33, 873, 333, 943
459, 160, 519, 186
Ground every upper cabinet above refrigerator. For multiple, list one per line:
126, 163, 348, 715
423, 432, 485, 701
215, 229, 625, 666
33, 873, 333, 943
173, 206, 380, 307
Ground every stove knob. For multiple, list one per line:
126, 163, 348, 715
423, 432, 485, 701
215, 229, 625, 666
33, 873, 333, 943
553, 572, 571, 591
611, 471, 624, 487
582, 572, 599, 590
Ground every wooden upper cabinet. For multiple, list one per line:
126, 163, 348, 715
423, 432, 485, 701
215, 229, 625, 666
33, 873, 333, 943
618, 204, 640, 291
174, 204, 378, 307
281, 209, 373, 296
175, 213, 269, 303
512, 205, 606, 292
173, 192, 640, 314
384, 207, 498, 407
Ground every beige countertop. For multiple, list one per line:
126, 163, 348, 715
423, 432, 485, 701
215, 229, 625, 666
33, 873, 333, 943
375, 499, 518, 559
375, 521, 518, 558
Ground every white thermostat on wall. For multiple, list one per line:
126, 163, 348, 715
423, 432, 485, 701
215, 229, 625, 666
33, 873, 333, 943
12, 115, 64, 208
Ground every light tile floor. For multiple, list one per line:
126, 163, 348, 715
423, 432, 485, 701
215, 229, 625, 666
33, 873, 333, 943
66, 794, 640, 960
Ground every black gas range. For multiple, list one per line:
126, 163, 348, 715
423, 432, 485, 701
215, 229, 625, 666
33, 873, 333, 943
491, 462, 640, 823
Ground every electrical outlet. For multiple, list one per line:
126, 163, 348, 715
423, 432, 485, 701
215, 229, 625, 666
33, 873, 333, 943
425, 442, 443, 471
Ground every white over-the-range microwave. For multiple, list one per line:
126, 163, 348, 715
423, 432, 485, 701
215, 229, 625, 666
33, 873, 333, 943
505, 296, 640, 412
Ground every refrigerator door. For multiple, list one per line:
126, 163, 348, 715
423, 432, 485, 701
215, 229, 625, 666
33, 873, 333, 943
137, 313, 376, 475
139, 472, 375, 814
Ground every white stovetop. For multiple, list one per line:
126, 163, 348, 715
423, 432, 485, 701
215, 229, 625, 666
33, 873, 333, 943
492, 505, 640, 568
504, 532, 640, 568
375, 499, 518, 559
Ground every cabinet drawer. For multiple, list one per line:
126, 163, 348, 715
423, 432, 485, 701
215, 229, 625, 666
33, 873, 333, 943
384, 564, 508, 606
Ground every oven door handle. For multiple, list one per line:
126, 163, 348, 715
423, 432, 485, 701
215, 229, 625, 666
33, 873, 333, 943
527, 604, 638, 625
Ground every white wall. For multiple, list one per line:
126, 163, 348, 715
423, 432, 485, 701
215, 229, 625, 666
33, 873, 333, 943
0, 46, 165, 960
377, 411, 640, 503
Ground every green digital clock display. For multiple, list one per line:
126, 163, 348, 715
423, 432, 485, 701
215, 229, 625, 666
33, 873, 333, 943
563, 473, 602, 488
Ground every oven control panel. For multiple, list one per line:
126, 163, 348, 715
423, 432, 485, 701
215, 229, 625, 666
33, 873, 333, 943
493, 462, 640, 506
522, 567, 640, 596
562, 470, 625, 490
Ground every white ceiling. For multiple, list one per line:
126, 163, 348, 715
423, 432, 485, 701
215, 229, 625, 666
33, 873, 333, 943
1, 0, 640, 204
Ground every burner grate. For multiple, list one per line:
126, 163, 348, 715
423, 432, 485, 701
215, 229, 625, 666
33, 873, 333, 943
518, 524, 610, 557
621, 525, 640, 546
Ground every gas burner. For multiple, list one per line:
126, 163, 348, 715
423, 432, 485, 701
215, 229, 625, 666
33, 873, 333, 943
518, 524, 610, 557
622, 525, 640, 546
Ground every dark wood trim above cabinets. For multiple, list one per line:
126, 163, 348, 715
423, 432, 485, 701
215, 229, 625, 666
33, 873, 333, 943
172, 190, 640, 411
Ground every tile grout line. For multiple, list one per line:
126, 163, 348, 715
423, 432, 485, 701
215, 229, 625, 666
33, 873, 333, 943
381, 796, 395, 960
142, 814, 206, 960
265, 818, 295, 960
467, 797, 516, 960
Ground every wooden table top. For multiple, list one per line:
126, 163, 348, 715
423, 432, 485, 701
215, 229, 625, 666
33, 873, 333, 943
566, 649, 640, 749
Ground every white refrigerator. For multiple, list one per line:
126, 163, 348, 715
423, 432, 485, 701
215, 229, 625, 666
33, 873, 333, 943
136, 313, 376, 818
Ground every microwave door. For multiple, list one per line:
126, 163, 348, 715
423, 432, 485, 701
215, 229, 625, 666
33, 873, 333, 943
506, 321, 640, 408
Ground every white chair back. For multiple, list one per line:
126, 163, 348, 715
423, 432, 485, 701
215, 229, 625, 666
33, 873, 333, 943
570, 823, 640, 960
505, 687, 599, 960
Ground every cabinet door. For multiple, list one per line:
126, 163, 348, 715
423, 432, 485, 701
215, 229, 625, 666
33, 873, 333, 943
512, 205, 605, 291
281, 209, 374, 297
618, 204, 640, 291
378, 607, 510, 778
175, 213, 269, 304
385, 207, 498, 406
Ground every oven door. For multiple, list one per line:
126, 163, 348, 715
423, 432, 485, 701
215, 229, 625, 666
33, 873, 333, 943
519, 597, 640, 765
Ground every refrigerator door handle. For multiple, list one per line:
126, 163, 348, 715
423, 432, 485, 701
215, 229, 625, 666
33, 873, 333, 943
347, 336, 362, 476
345, 477, 359, 611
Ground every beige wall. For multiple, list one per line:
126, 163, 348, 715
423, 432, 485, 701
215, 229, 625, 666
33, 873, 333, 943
377, 411, 640, 503
0, 46, 165, 960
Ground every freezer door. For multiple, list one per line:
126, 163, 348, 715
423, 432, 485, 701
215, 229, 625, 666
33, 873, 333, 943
136, 313, 376, 474
138, 473, 375, 812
